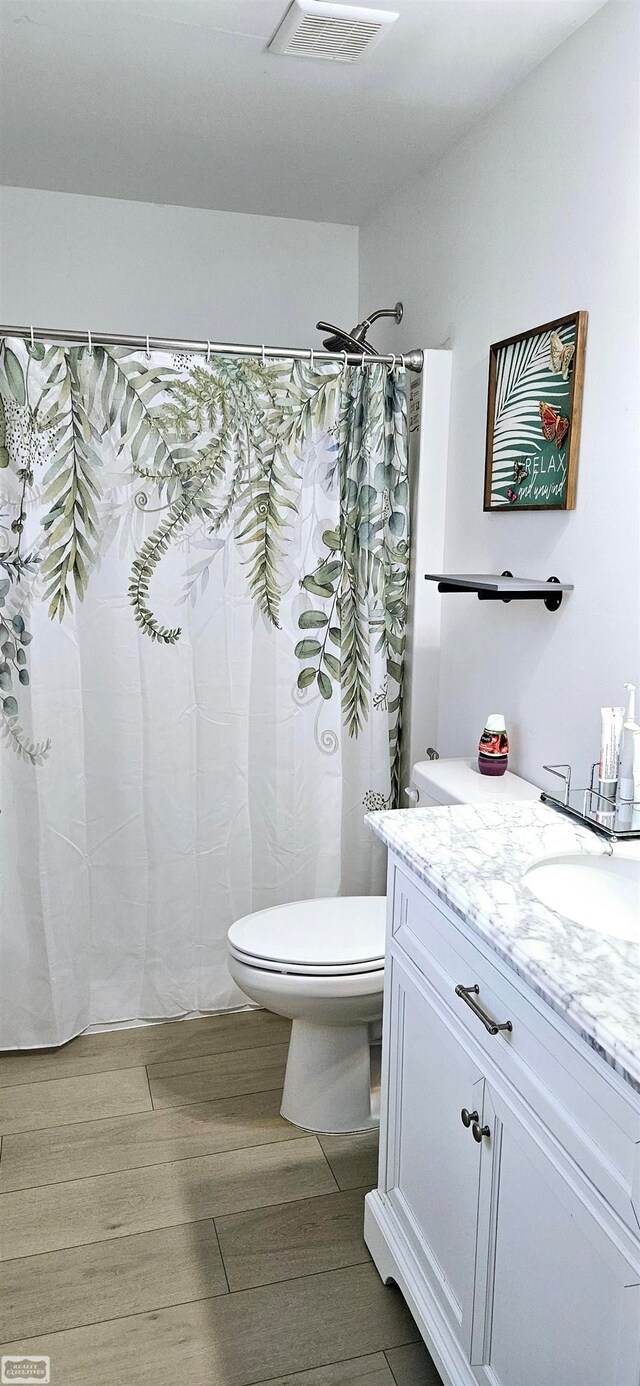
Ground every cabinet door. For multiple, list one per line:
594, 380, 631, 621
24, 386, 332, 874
384, 951, 484, 1349
472, 1080, 640, 1386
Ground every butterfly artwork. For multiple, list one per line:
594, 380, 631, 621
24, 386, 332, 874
549, 331, 575, 380
484, 311, 587, 511
539, 401, 570, 449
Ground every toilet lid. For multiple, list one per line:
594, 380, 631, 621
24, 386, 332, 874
228, 896, 386, 972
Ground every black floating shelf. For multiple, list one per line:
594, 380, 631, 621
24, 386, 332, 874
424, 571, 573, 612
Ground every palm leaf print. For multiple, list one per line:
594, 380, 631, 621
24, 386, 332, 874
100, 347, 177, 479
490, 324, 575, 503
236, 362, 338, 628
38, 347, 176, 620
339, 565, 371, 736
236, 430, 300, 628
39, 350, 103, 619
1, 338, 410, 786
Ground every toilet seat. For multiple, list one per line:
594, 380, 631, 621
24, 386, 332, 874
227, 896, 385, 977
228, 944, 383, 977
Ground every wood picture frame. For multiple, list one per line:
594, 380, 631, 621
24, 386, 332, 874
483, 310, 588, 511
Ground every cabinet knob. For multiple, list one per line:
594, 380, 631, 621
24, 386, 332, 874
460, 1107, 478, 1128
472, 1121, 491, 1143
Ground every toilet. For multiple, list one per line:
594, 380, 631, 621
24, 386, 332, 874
227, 756, 539, 1135
228, 897, 386, 1135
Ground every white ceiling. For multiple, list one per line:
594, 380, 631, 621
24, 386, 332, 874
0, 0, 608, 224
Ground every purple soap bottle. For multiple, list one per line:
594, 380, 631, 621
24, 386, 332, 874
478, 714, 509, 777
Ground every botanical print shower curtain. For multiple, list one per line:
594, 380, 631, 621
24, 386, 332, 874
0, 339, 409, 1047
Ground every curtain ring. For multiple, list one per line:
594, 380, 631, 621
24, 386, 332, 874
206, 340, 211, 364
29, 325, 35, 351
361, 351, 367, 369
261, 343, 266, 367
87, 328, 92, 355
309, 347, 314, 370
145, 334, 151, 361
341, 350, 348, 378
400, 354, 406, 370
389, 354, 397, 373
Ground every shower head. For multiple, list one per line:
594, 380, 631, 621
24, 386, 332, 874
317, 302, 403, 355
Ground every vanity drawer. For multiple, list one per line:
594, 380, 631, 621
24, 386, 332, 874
390, 857, 640, 1236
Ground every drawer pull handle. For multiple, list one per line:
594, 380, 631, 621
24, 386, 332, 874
472, 1121, 491, 1143
455, 983, 513, 1036
460, 1108, 478, 1128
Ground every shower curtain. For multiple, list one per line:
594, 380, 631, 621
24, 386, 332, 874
0, 339, 409, 1047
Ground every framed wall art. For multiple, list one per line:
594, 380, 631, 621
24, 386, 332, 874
484, 310, 588, 511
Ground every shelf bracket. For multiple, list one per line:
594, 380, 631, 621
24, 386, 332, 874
475, 571, 564, 611
430, 571, 568, 611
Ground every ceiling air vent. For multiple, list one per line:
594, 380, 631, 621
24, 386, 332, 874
268, 0, 398, 64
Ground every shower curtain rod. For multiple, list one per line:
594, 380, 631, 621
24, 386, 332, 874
0, 323, 424, 373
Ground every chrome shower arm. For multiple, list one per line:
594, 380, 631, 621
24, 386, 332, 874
361, 302, 403, 329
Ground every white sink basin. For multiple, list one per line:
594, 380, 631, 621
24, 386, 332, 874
524, 853, 640, 943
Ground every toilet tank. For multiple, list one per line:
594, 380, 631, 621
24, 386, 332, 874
408, 757, 540, 807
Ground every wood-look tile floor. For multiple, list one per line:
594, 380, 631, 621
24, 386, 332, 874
0, 1008, 443, 1385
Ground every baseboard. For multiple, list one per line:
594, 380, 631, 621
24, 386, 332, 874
364, 1190, 476, 1386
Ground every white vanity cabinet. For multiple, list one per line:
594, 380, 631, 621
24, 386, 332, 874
364, 855, 640, 1386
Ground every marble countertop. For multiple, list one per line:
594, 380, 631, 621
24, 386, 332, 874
367, 801, 640, 1094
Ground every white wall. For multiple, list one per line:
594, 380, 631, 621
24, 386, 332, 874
360, 0, 639, 788
0, 186, 358, 343
401, 350, 452, 788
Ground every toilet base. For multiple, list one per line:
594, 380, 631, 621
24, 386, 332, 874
280, 1018, 379, 1134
